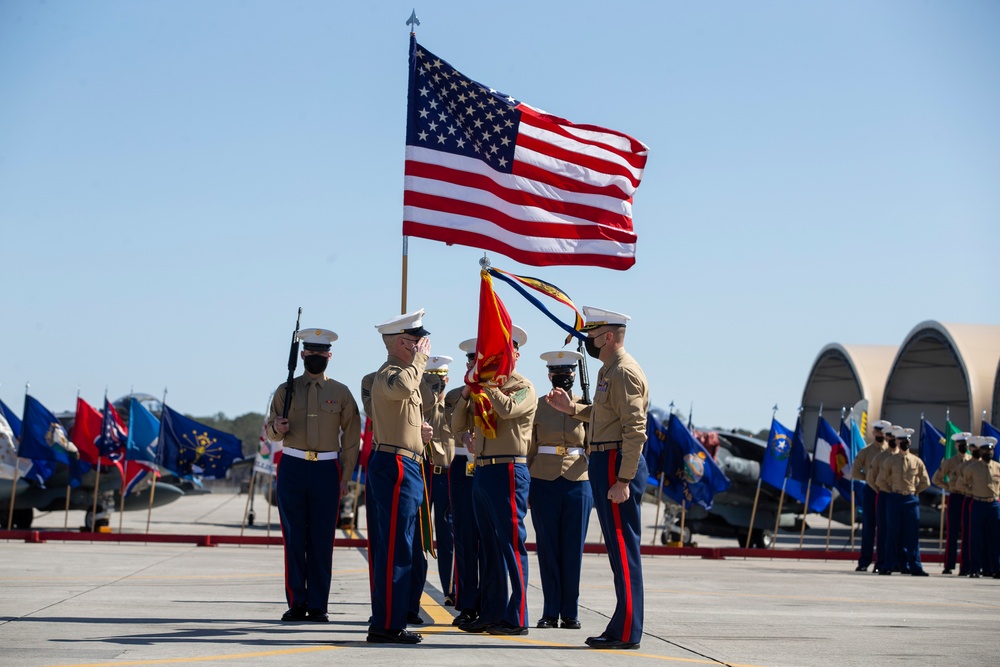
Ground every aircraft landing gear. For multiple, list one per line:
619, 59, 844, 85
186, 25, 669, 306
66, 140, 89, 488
0, 508, 33, 529
738, 528, 775, 549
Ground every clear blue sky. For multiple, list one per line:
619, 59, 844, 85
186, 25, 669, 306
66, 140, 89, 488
2, 1, 998, 434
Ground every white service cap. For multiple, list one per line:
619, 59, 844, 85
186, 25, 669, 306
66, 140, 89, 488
540, 350, 584, 368
581, 305, 631, 331
375, 309, 430, 336
296, 328, 338, 350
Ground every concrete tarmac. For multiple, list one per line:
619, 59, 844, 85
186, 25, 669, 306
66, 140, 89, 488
1, 490, 993, 667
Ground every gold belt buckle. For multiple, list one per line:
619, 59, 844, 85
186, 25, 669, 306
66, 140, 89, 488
305, 451, 318, 462
555, 446, 568, 456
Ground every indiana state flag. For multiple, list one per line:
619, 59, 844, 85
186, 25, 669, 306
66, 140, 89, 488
159, 405, 243, 479
19, 395, 84, 487
657, 413, 730, 510
760, 418, 793, 490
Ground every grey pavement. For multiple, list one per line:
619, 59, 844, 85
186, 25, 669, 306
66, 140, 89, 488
0, 489, 993, 667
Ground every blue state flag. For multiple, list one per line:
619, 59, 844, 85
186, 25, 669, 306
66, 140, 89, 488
983, 421, 1000, 439
126, 398, 160, 468
838, 418, 864, 500
655, 413, 730, 510
18, 395, 85, 487
760, 418, 793, 490
920, 419, 947, 481
159, 405, 243, 479
643, 410, 671, 484
786, 416, 831, 513
0, 399, 22, 440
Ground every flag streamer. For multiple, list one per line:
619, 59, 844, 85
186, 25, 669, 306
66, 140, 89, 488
487, 267, 585, 344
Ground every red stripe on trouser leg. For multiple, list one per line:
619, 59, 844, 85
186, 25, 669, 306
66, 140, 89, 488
384, 456, 404, 629
607, 450, 633, 640
509, 462, 526, 626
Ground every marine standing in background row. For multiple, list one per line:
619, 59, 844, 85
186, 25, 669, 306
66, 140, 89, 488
454, 326, 536, 636
875, 426, 929, 577
366, 309, 431, 645
446, 340, 482, 627
931, 431, 971, 575
529, 349, 592, 631
868, 428, 898, 573
266, 328, 361, 623
419, 355, 456, 605
547, 306, 649, 651
953, 436, 1000, 578
851, 419, 891, 572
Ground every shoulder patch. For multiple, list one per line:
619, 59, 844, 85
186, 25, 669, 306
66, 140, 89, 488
512, 388, 529, 404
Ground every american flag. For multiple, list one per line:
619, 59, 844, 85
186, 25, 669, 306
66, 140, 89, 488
403, 37, 649, 270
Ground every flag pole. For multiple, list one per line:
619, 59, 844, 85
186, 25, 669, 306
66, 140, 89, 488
240, 469, 256, 537
745, 479, 762, 550
118, 459, 128, 535
651, 472, 665, 546
824, 490, 835, 551
146, 388, 167, 536
773, 476, 788, 551
679, 501, 687, 547
798, 479, 812, 549
400, 10, 420, 314
66, 386, 81, 531
6, 383, 28, 533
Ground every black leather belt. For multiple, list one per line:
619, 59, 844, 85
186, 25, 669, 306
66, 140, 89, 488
373, 443, 421, 462
476, 455, 527, 467
590, 441, 622, 452
433, 465, 449, 475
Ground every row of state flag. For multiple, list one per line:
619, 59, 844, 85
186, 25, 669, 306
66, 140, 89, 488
0, 394, 243, 499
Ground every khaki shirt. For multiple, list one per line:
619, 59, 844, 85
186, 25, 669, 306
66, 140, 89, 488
422, 382, 455, 467
528, 397, 588, 482
876, 451, 930, 495
370, 352, 428, 455
453, 372, 536, 458
851, 441, 887, 486
266, 374, 361, 484
956, 459, 1000, 500
869, 448, 900, 493
932, 453, 970, 493
570, 347, 648, 481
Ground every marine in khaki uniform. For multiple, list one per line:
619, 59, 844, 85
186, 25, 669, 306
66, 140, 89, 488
850, 419, 891, 572
529, 349, 592, 630
453, 325, 536, 636
546, 306, 648, 651
932, 431, 972, 574
267, 328, 361, 623
417, 356, 457, 606
952, 437, 983, 575
868, 430, 899, 573
875, 427, 930, 576
366, 309, 431, 645
446, 340, 481, 627
957, 436, 1000, 578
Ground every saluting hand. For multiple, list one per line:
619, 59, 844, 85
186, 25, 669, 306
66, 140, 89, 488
544, 388, 573, 414
415, 337, 432, 356
273, 417, 290, 434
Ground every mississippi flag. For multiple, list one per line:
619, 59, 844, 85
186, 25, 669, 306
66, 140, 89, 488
403, 36, 649, 270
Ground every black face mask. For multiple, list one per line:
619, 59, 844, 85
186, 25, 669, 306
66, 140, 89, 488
958, 443, 968, 455
875, 435, 884, 443
551, 373, 574, 391
303, 355, 329, 375
584, 336, 604, 359
971, 450, 981, 460
429, 380, 445, 395
898, 441, 910, 452
887, 440, 897, 450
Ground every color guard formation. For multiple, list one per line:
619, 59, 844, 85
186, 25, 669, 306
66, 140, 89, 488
853, 420, 1000, 578
264, 305, 649, 649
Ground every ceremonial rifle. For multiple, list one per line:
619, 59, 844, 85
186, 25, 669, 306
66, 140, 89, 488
281, 307, 302, 419
577, 339, 592, 405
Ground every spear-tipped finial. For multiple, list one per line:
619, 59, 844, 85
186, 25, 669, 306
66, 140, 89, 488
406, 9, 420, 32
479, 253, 491, 270
772, 404, 778, 415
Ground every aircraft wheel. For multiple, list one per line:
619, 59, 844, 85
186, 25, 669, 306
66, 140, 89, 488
3, 508, 33, 529
751, 528, 774, 549
247, 510, 255, 526
660, 530, 669, 545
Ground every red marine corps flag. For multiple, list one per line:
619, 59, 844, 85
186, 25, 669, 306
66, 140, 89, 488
403, 35, 649, 270
465, 270, 515, 438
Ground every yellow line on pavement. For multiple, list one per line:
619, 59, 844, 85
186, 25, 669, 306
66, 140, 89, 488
40, 645, 340, 667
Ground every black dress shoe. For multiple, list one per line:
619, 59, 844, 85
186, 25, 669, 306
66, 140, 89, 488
910, 570, 929, 577
854, 565, 868, 572
585, 635, 640, 650
536, 616, 557, 629
942, 568, 953, 575
306, 610, 329, 622
561, 618, 581, 630
281, 606, 307, 622
453, 610, 478, 627
878, 570, 892, 576
459, 618, 494, 633
366, 627, 423, 644
444, 595, 455, 607
407, 612, 425, 625
487, 622, 528, 635
969, 573, 981, 578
